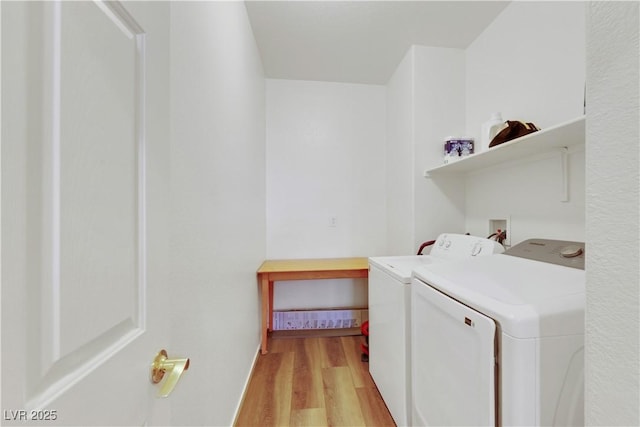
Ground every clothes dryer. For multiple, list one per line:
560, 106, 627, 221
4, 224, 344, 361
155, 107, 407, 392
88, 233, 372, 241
411, 239, 585, 426
368, 234, 504, 426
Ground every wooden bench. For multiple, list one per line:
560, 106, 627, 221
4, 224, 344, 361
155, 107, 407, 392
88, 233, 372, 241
257, 257, 369, 354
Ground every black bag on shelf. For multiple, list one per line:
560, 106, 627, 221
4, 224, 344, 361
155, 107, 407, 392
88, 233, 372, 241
489, 120, 540, 148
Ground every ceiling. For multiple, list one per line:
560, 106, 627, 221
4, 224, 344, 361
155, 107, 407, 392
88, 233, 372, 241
245, 1, 510, 85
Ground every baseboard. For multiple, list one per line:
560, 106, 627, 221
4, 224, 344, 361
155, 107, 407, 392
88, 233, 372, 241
231, 341, 261, 426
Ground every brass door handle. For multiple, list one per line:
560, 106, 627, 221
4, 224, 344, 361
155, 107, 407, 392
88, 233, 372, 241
151, 349, 190, 398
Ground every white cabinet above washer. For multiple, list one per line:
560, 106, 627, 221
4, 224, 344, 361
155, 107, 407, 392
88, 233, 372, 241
424, 116, 585, 178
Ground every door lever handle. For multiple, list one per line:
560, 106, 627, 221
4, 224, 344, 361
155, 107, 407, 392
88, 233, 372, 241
151, 349, 190, 397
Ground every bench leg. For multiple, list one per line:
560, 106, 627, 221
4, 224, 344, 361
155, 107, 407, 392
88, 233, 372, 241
260, 275, 270, 354
269, 281, 274, 332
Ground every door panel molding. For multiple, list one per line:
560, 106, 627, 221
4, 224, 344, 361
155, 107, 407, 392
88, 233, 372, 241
26, 1, 147, 410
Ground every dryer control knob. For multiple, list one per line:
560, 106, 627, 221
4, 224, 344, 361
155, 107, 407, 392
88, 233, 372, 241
560, 245, 583, 258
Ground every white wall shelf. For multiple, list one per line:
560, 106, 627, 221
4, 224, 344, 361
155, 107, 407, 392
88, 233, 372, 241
424, 116, 585, 177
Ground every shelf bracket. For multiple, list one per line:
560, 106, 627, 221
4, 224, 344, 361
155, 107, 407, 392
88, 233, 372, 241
560, 146, 569, 202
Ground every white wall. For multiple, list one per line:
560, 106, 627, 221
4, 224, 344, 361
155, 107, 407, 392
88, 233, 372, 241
413, 46, 467, 248
386, 51, 416, 254
466, 1, 586, 138
385, 46, 467, 254
585, 2, 639, 425
463, 1, 586, 245
266, 78, 386, 309
169, 2, 266, 425
464, 148, 585, 245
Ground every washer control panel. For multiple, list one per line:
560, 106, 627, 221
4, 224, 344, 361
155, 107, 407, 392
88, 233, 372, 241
430, 233, 505, 259
505, 238, 585, 269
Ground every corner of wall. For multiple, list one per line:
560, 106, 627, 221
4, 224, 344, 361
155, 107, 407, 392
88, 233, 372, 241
585, 2, 640, 425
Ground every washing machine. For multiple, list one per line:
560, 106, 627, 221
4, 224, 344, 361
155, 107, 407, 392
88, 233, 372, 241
368, 234, 504, 426
411, 238, 586, 426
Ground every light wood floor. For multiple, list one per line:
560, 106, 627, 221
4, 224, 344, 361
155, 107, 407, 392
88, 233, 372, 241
234, 335, 396, 427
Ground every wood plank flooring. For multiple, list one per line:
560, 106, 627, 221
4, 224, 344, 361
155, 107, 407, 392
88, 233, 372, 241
234, 336, 396, 427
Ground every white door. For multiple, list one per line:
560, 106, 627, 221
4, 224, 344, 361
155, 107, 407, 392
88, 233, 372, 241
411, 279, 497, 427
2, 1, 174, 425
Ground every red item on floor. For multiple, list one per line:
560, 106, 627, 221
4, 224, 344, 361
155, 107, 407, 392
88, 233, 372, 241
361, 320, 369, 362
